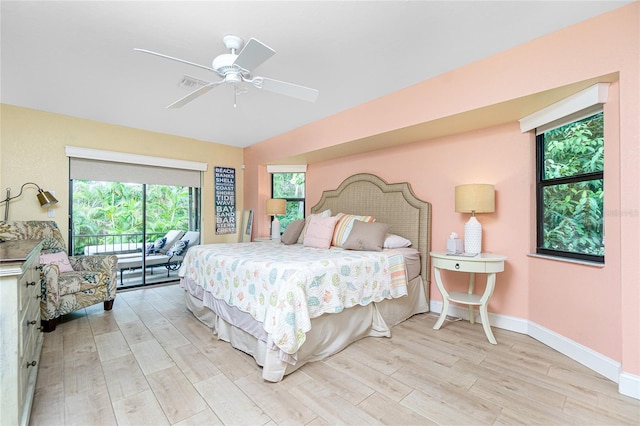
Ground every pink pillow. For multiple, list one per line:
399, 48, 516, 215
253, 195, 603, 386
303, 215, 339, 249
40, 252, 74, 273
298, 209, 332, 244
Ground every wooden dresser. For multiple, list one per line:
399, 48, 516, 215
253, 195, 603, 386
1, 239, 44, 426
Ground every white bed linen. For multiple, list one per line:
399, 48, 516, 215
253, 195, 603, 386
178, 241, 409, 355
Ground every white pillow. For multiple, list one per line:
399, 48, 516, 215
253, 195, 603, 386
383, 233, 412, 249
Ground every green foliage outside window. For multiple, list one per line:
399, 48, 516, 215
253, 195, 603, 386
72, 180, 192, 253
272, 172, 305, 231
539, 112, 604, 259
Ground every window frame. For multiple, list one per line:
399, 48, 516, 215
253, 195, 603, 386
535, 112, 605, 264
271, 172, 306, 233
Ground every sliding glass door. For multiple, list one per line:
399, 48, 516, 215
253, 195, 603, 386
70, 180, 200, 288
68, 155, 202, 289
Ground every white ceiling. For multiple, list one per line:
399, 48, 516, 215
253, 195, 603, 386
1, 1, 632, 148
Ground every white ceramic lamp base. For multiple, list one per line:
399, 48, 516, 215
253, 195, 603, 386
271, 217, 281, 240
464, 215, 482, 254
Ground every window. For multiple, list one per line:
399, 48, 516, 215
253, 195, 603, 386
272, 172, 305, 232
536, 111, 604, 263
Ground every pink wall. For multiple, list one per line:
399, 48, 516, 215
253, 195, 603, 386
244, 4, 639, 376
529, 82, 623, 360
308, 123, 532, 319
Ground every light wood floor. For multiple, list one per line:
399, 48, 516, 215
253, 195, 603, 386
30, 284, 639, 426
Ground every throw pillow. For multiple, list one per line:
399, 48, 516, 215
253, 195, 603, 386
166, 240, 189, 256
383, 233, 412, 249
298, 209, 332, 244
40, 251, 74, 273
303, 215, 339, 249
153, 237, 167, 252
145, 242, 155, 256
331, 213, 375, 248
281, 219, 305, 245
343, 221, 391, 252
162, 230, 184, 251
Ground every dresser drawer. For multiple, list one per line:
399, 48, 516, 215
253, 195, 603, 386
19, 293, 41, 359
18, 330, 40, 418
18, 261, 39, 313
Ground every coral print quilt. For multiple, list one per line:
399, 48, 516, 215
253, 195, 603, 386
179, 242, 408, 355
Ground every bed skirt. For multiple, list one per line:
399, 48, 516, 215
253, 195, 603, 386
181, 275, 428, 382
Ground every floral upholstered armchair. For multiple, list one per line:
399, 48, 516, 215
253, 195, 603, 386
0, 220, 117, 332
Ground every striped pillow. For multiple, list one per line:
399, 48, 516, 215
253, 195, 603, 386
331, 213, 376, 247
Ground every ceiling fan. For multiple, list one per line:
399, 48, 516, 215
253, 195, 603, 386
135, 35, 319, 108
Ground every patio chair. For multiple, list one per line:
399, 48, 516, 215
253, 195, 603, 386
116, 230, 200, 284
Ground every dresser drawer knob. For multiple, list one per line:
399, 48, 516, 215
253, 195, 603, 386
26, 361, 37, 368
455, 263, 460, 270
26, 281, 36, 287
27, 320, 37, 326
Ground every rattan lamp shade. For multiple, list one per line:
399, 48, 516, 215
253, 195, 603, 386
266, 199, 286, 216
455, 184, 495, 214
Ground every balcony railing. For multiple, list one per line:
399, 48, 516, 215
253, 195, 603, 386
72, 232, 167, 256
72, 231, 184, 288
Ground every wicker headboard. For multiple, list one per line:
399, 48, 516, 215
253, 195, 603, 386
311, 173, 432, 292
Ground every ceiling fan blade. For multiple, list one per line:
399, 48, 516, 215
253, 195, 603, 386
134, 48, 214, 72
233, 38, 275, 71
166, 82, 222, 109
255, 77, 319, 103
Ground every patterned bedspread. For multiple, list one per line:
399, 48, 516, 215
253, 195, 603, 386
178, 241, 408, 355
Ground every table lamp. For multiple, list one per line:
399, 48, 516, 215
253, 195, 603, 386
266, 198, 286, 240
455, 184, 495, 254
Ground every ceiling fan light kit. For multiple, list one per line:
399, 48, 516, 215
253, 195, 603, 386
135, 34, 318, 108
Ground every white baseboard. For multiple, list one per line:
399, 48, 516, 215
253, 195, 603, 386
619, 372, 640, 400
526, 322, 620, 382
429, 300, 639, 400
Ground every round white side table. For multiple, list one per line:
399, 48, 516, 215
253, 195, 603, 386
430, 251, 507, 344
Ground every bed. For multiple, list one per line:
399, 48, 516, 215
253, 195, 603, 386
179, 173, 432, 382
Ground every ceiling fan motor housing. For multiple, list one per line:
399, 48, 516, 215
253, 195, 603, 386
212, 36, 251, 80
212, 53, 245, 76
